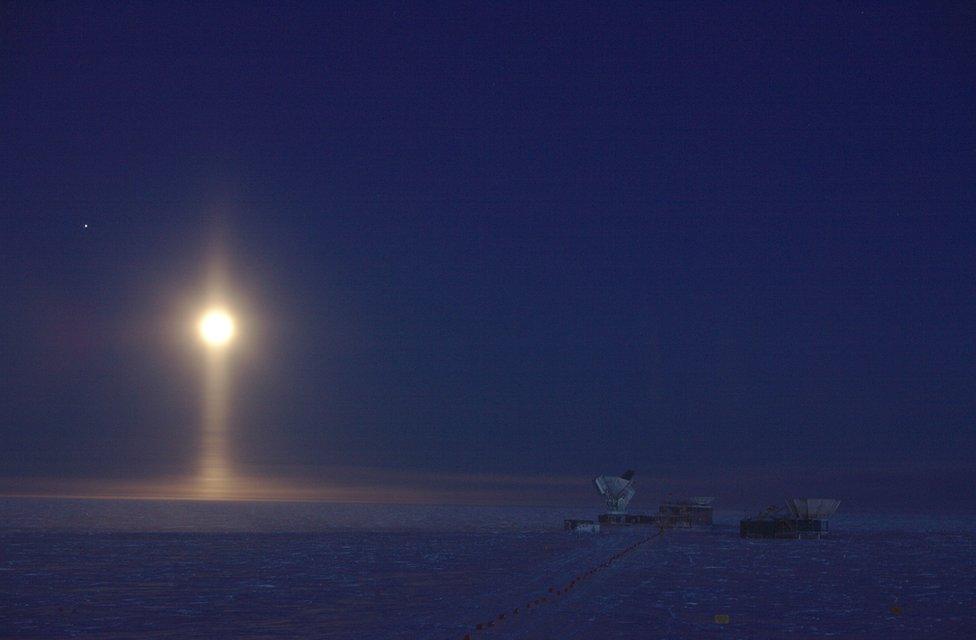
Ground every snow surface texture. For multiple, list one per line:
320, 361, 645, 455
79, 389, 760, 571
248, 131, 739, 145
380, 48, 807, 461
1, 499, 973, 639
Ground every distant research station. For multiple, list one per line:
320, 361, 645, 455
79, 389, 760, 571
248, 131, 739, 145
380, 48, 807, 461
565, 470, 840, 540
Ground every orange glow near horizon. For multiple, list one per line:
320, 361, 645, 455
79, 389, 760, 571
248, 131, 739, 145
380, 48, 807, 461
0, 470, 592, 505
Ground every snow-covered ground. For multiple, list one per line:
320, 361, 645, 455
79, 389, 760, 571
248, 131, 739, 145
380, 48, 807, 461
1, 499, 973, 638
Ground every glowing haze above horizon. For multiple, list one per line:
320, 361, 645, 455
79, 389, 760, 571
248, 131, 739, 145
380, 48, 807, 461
1, 4, 975, 510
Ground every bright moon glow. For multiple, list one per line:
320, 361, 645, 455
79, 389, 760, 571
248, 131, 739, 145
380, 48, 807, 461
198, 310, 235, 347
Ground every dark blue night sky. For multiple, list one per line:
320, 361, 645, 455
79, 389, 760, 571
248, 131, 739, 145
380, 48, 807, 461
2, 3, 974, 508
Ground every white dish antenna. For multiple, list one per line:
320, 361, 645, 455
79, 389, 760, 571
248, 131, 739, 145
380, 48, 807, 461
594, 470, 636, 514
689, 496, 715, 506
786, 498, 840, 519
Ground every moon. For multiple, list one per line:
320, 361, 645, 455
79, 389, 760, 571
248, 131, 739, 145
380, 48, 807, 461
198, 309, 235, 347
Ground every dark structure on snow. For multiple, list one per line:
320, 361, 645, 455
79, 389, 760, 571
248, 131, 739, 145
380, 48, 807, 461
658, 496, 714, 528
597, 513, 657, 525
593, 470, 660, 526
563, 518, 600, 532
740, 498, 840, 539
589, 471, 716, 528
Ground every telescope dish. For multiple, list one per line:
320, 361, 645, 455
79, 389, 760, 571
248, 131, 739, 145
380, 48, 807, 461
594, 470, 636, 514
786, 498, 840, 519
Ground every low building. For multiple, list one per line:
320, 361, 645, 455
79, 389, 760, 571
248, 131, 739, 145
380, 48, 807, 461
740, 498, 840, 540
597, 513, 657, 525
658, 497, 714, 528
564, 519, 601, 533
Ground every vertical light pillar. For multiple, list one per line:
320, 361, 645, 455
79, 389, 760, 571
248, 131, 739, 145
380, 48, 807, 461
198, 309, 235, 497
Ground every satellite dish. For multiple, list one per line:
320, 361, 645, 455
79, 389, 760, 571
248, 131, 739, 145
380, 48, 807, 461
594, 470, 636, 514
786, 498, 840, 519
